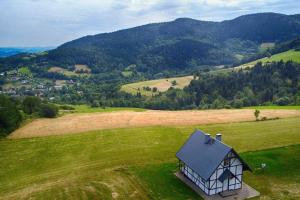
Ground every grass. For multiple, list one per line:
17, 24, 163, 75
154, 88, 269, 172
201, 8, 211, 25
69, 104, 146, 113
242, 145, 300, 199
239, 49, 300, 69
48, 66, 90, 77
133, 145, 300, 200
244, 105, 300, 110
121, 70, 133, 77
121, 75, 194, 96
132, 163, 199, 200
0, 117, 299, 199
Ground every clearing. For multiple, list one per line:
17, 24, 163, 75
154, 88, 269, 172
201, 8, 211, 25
121, 75, 194, 96
48, 65, 91, 77
9, 109, 300, 138
1, 117, 300, 199
48, 66, 77, 76
238, 49, 300, 69
74, 64, 91, 73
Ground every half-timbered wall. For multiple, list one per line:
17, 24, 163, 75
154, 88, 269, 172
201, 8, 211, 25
179, 161, 210, 194
208, 151, 243, 195
179, 150, 243, 196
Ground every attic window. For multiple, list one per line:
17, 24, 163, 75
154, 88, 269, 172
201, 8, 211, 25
224, 158, 230, 166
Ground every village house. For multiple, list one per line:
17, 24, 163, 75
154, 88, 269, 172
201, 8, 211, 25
176, 130, 252, 197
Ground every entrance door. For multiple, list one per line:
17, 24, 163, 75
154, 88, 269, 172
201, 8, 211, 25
223, 178, 229, 191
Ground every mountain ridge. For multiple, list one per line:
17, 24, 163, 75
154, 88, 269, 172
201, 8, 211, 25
1, 12, 300, 77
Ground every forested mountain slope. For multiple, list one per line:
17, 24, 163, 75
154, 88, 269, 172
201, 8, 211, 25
1, 12, 300, 76
47, 13, 300, 72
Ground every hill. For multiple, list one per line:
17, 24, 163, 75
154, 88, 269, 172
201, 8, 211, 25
0, 47, 53, 57
1, 12, 300, 77
46, 13, 300, 74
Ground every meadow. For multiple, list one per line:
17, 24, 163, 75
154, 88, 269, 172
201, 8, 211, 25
121, 75, 194, 96
245, 105, 300, 110
10, 109, 300, 138
240, 49, 300, 68
69, 104, 146, 113
0, 117, 300, 199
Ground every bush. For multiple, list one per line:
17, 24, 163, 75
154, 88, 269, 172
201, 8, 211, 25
22, 96, 41, 114
39, 103, 59, 118
91, 100, 100, 107
233, 99, 243, 108
59, 105, 75, 110
261, 116, 268, 121
275, 96, 290, 106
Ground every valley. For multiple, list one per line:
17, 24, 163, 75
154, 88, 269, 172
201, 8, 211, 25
0, 10, 300, 200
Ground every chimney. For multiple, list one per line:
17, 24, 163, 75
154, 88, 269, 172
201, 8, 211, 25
216, 133, 222, 141
204, 134, 211, 144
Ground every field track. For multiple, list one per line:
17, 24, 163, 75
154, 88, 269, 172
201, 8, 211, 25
10, 109, 300, 139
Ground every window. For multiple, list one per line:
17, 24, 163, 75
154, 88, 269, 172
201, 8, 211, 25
224, 158, 230, 166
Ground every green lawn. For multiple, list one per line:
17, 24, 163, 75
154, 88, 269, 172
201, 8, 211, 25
0, 117, 299, 199
61, 104, 146, 114
133, 145, 300, 200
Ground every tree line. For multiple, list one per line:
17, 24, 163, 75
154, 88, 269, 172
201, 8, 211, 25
0, 95, 59, 137
74, 61, 299, 110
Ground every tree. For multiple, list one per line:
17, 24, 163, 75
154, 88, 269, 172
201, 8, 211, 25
254, 109, 260, 121
0, 95, 23, 136
22, 96, 41, 114
171, 80, 177, 86
152, 87, 158, 93
39, 103, 59, 118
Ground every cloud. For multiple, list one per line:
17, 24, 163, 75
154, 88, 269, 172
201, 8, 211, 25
0, 0, 299, 46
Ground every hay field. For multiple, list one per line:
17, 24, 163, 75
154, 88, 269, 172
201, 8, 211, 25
10, 109, 300, 138
121, 75, 194, 96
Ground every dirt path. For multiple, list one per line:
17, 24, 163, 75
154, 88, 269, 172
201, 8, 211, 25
9, 109, 300, 139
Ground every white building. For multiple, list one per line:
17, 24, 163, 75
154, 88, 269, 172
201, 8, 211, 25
176, 130, 251, 196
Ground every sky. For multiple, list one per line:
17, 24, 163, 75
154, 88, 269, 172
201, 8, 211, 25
0, 0, 299, 47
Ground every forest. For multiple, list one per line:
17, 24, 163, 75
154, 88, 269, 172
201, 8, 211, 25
52, 61, 299, 110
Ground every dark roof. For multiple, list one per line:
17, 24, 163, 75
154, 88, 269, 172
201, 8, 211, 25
218, 169, 234, 182
176, 130, 251, 180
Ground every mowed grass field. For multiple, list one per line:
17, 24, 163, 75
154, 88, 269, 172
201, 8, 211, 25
121, 75, 194, 96
0, 117, 300, 199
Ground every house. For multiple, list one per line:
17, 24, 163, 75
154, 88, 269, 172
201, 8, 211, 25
176, 130, 252, 196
